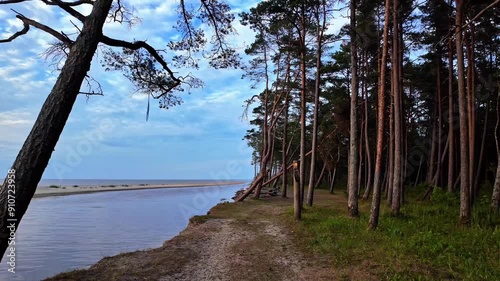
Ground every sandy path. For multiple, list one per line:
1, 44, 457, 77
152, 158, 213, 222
45, 208, 309, 281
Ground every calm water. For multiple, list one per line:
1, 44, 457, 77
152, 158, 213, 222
0, 183, 246, 281
38, 179, 235, 187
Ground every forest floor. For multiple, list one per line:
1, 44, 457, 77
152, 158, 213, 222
45, 188, 499, 281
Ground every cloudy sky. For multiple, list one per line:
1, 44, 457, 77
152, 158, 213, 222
0, 0, 264, 181
0, 0, 348, 181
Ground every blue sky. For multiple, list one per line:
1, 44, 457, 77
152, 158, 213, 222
0, 0, 263, 180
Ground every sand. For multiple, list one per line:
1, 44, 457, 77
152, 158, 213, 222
34, 181, 244, 198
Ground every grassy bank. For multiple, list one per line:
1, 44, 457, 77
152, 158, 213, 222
281, 188, 500, 280
46, 186, 499, 280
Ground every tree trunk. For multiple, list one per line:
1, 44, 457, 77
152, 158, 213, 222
465, 29, 476, 204
447, 22, 455, 192
363, 76, 373, 200
299, 8, 307, 208
0, 0, 114, 260
307, 1, 326, 206
314, 162, 327, 188
281, 95, 289, 198
474, 102, 488, 195
368, 0, 390, 229
491, 83, 500, 212
391, 0, 402, 215
347, 0, 359, 217
455, 0, 471, 225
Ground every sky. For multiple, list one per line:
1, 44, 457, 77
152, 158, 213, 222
0, 0, 349, 181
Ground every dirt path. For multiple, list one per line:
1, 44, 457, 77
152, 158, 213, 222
46, 200, 322, 281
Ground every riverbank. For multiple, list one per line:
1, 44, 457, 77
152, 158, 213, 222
34, 181, 245, 198
45, 189, 500, 281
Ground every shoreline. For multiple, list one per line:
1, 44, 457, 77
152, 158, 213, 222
34, 181, 246, 198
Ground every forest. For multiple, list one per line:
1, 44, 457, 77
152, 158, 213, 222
236, 0, 500, 228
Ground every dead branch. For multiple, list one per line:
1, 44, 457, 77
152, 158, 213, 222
1, 12, 73, 46
0, 19, 28, 43
41, 0, 86, 22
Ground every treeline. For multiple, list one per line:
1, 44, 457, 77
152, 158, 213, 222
237, 0, 500, 227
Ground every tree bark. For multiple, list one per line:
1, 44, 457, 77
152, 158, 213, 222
347, 0, 359, 217
369, 0, 390, 229
455, 0, 471, 225
0, 0, 114, 260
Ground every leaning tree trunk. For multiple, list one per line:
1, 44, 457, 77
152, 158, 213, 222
455, 0, 471, 225
0, 0, 114, 260
347, 0, 359, 217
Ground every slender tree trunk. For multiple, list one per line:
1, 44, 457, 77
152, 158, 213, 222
369, 0, 390, 229
436, 58, 443, 187
315, 162, 327, 188
299, 7, 307, 208
465, 29, 476, 203
491, 83, 500, 212
391, 0, 402, 215
330, 147, 341, 193
0, 0, 114, 260
474, 102, 488, 195
363, 87, 373, 200
427, 114, 437, 184
348, 0, 359, 217
455, 0, 471, 225
447, 24, 455, 192
307, 1, 326, 206
281, 95, 289, 198
387, 55, 395, 204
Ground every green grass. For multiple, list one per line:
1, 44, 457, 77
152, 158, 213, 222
284, 188, 500, 281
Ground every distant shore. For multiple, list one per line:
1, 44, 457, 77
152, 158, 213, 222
34, 181, 245, 198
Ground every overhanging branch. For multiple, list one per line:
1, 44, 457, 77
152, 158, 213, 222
100, 35, 182, 89
41, 0, 86, 22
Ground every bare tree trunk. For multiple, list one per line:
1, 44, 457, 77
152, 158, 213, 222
281, 95, 289, 198
436, 57, 443, 187
447, 22, 455, 192
387, 67, 395, 205
293, 161, 301, 220
307, 0, 326, 206
348, 0, 359, 217
330, 147, 341, 193
474, 102, 488, 195
314, 162, 327, 188
0, 0, 114, 260
391, 0, 402, 215
363, 72, 373, 200
491, 83, 500, 212
465, 29, 476, 204
455, 0, 471, 225
299, 8, 307, 208
369, 0, 390, 229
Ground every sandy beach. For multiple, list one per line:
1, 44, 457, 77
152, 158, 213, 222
34, 181, 245, 198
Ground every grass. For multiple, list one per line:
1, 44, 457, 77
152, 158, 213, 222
283, 187, 500, 281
